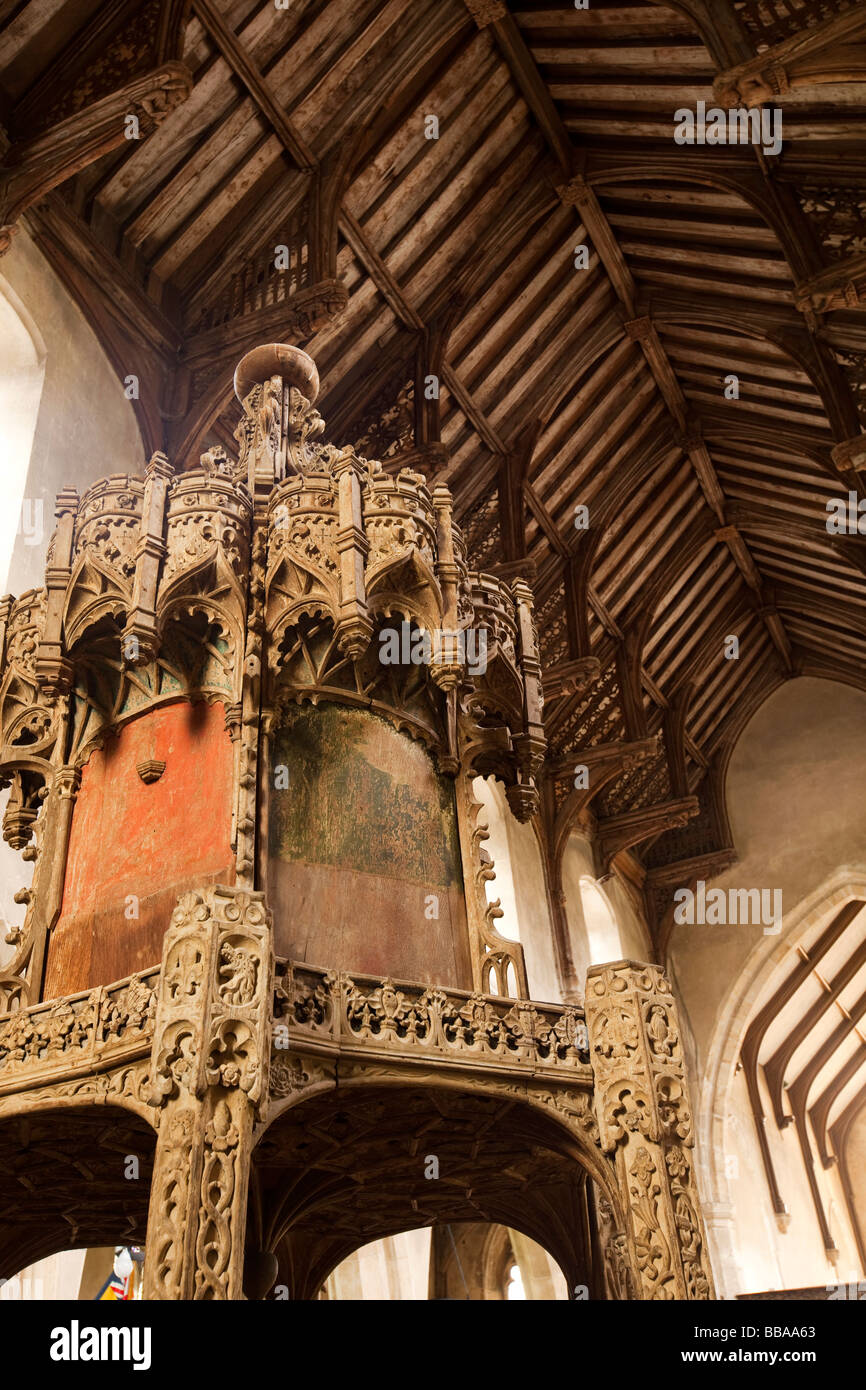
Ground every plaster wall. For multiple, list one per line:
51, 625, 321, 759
1, 225, 145, 595
668, 678, 866, 1295
473, 776, 561, 1003
670, 678, 866, 1082
561, 834, 651, 985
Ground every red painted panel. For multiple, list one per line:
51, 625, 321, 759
43, 700, 235, 997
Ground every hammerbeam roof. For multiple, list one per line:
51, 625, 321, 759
2, 0, 866, 860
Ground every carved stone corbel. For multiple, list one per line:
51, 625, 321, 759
584, 960, 714, 1300
143, 885, 274, 1300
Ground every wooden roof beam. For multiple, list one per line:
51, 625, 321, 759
466, 2, 770, 695
339, 209, 422, 333
0, 62, 191, 254
463, 1, 572, 174
678, 423, 726, 524
758, 596, 795, 674
525, 483, 567, 558
547, 737, 658, 786
190, 0, 316, 171
340, 210, 506, 456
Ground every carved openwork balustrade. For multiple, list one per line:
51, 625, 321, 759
272, 960, 591, 1078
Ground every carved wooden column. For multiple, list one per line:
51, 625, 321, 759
26, 764, 80, 1002
35, 486, 78, 696
592, 1186, 636, 1300
143, 885, 273, 1300
333, 450, 372, 659
430, 483, 461, 690
235, 526, 265, 887
584, 959, 715, 1300
510, 577, 545, 822
123, 450, 174, 665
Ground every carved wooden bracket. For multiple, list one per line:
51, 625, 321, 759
714, 8, 866, 107
0, 63, 192, 254
597, 796, 700, 872
796, 252, 866, 323
543, 656, 601, 703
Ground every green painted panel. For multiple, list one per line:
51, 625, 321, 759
269, 703, 461, 888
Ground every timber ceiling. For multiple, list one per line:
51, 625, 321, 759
2, 0, 866, 918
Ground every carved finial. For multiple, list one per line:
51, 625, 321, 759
199, 444, 232, 477
233, 344, 325, 496
145, 449, 174, 481
233, 343, 319, 405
